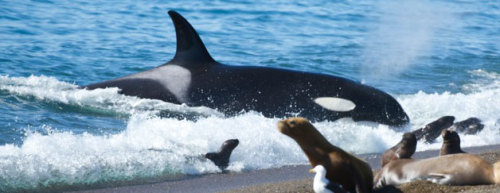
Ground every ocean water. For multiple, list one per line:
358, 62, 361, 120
0, 0, 499, 191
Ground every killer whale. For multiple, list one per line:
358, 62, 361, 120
84, 10, 409, 126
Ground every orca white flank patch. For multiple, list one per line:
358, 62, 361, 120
131, 65, 191, 102
314, 97, 356, 112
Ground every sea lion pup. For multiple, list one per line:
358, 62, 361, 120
278, 117, 373, 193
439, 130, 465, 156
412, 116, 455, 143
204, 139, 239, 170
381, 132, 416, 167
449, 117, 484, 135
374, 154, 500, 188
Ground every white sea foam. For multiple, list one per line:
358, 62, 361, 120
0, 75, 222, 117
0, 70, 499, 190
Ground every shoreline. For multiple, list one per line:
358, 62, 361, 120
221, 144, 500, 193
66, 144, 500, 193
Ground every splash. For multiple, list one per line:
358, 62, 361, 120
0, 71, 499, 191
361, 0, 452, 83
0, 75, 222, 118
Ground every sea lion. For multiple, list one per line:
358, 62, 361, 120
278, 117, 373, 193
310, 165, 349, 193
449, 117, 484, 135
205, 139, 239, 170
374, 154, 500, 188
412, 116, 455, 143
381, 132, 417, 167
439, 130, 465, 156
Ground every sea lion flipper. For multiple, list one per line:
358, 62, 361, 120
422, 173, 452, 184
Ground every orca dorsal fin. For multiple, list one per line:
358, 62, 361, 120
168, 10, 216, 66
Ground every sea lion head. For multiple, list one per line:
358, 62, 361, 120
421, 116, 455, 143
441, 129, 459, 142
381, 132, 417, 167
401, 132, 417, 146
440, 129, 465, 156
220, 139, 239, 152
451, 117, 484, 135
278, 117, 330, 148
204, 139, 240, 170
278, 117, 316, 139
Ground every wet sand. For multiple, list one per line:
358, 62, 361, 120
67, 144, 500, 193
221, 145, 500, 193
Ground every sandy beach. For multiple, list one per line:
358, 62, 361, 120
220, 145, 500, 193
65, 144, 500, 193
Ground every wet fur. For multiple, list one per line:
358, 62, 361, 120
381, 132, 416, 167
205, 139, 239, 170
278, 117, 373, 193
439, 130, 465, 156
375, 154, 500, 188
412, 116, 455, 143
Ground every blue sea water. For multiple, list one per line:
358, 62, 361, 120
0, 0, 499, 191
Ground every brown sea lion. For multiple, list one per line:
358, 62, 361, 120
381, 132, 417, 167
439, 130, 465, 156
449, 117, 484, 135
205, 139, 239, 170
278, 117, 373, 193
412, 116, 455, 143
374, 154, 500, 188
